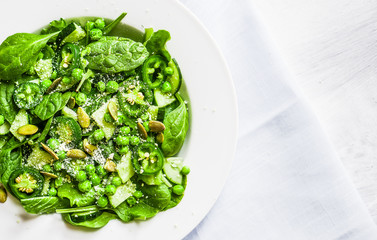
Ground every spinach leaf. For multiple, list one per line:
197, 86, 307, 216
0, 147, 22, 193
0, 82, 18, 123
57, 183, 96, 207
33, 92, 71, 120
140, 183, 171, 210
21, 196, 69, 214
62, 212, 117, 229
0, 32, 59, 80
145, 30, 171, 61
114, 201, 159, 222
85, 37, 149, 73
161, 94, 189, 157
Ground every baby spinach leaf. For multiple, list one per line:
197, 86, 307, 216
114, 201, 159, 222
0, 147, 22, 193
85, 37, 149, 73
57, 183, 96, 207
140, 183, 171, 210
161, 94, 189, 157
33, 92, 71, 120
62, 212, 117, 229
0, 81, 18, 123
0, 32, 59, 80
145, 30, 171, 61
21, 196, 69, 214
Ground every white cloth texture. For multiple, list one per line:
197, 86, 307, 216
179, 0, 377, 239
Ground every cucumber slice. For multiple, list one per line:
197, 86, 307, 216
57, 22, 86, 46
163, 157, 184, 185
49, 116, 82, 146
116, 152, 135, 183
70, 210, 101, 223
0, 122, 11, 135
166, 58, 182, 94
27, 146, 54, 170
61, 106, 78, 121
108, 180, 136, 208
154, 89, 176, 108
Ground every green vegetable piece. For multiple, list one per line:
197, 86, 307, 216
142, 55, 167, 89
95, 19, 106, 30
181, 166, 190, 175
85, 37, 149, 74
53, 161, 63, 171
161, 81, 172, 93
13, 82, 43, 110
34, 59, 53, 80
49, 116, 82, 146
57, 183, 95, 207
90, 174, 101, 186
76, 171, 87, 182
63, 211, 116, 229
132, 142, 164, 175
48, 187, 57, 196
126, 196, 136, 206
108, 180, 136, 208
161, 94, 189, 156
56, 22, 86, 46
145, 30, 171, 61
85, 164, 96, 174
0, 31, 59, 80
93, 129, 105, 142
72, 68, 83, 81
21, 196, 69, 214
112, 176, 122, 187
33, 92, 71, 121
105, 185, 116, 196
90, 29, 103, 41
76, 92, 87, 106
97, 81, 106, 92
41, 79, 53, 89
0, 82, 18, 123
47, 138, 60, 150
42, 164, 52, 172
78, 180, 92, 193
140, 184, 171, 210
116, 152, 134, 183
116, 135, 129, 146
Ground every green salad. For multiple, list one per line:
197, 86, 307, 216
0, 12, 190, 228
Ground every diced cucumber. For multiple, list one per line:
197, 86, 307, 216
163, 157, 184, 185
61, 106, 78, 121
91, 98, 117, 140
57, 22, 86, 46
139, 171, 163, 185
0, 122, 11, 135
166, 58, 182, 94
26, 146, 54, 170
154, 89, 176, 108
116, 152, 135, 183
108, 180, 136, 208
10, 109, 29, 141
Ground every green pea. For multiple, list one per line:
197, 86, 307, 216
76, 170, 87, 182
119, 126, 131, 135
130, 136, 140, 146
97, 81, 106, 92
164, 66, 174, 76
126, 196, 136, 206
133, 190, 143, 199
0, 115, 4, 126
47, 138, 60, 150
85, 164, 96, 174
93, 129, 105, 141
48, 187, 57, 196
116, 136, 129, 146
95, 18, 106, 29
62, 76, 72, 84
112, 176, 122, 187
90, 28, 103, 41
172, 185, 185, 195
118, 146, 129, 155
53, 161, 63, 171
104, 112, 114, 123
78, 180, 92, 193
71, 68, 83, 81
55, 177, 64, 187
86, 21, 95, 31
57, 151, 66, 160
91, 174, 101, 186
161, 81, 172, 93
117, 114, 126, 125
96, 165, 107, 177
76, 92, 87, 106
41, 79, 52, 89
106, 81, 119, 93
181, 166, 191, 175
97, 196, 108, 208
42, 164, 52, 172
105, 184, 117, 196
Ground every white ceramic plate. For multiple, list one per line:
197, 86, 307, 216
0, 0, 238, 239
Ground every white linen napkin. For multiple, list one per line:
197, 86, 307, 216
179, 0, 377, 239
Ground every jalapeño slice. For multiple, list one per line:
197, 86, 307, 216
132, 142, 164, 175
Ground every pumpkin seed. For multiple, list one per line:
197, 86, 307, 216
41, 143, 59, 160
46, 77, 62, 94
137, 122, 148, 140
67, 149, 87, 159
17, 124, 38, 135
67, 97, 76, 109
0, 185, 7, 203
107, 101, 118, 121
149, 120, 165, 132
156, 132, 164, 144
83, 138, 97, 156
40, 171, 58, 179
104, 159, 117, 172
77, 107, 90, 128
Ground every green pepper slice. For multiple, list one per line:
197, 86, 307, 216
13, 82, 43, 109
142, 55, 167, 89
54, 43, 80, 76
132, 142, 164, 175
8, 167, 44, 199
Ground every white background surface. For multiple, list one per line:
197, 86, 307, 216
180, 0, 377, 239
